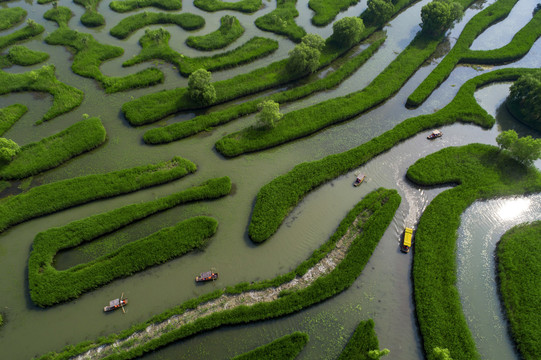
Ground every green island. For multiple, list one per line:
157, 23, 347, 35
231, 332, 308, 359
123, 28, 278, 76
0, 156, 196, 235
338, 319, 388, 360
44, 6, 164, 93
496, 221, 541, 360
407, 144, 541, 360
0, 7, 27, 31
109, 0, 182, 13
0, 117, 106, 180
143, 35, 385, 144
0, 64, 84, 124
0, 19, 44, 51
0, 104, 27, 135
37, 188, 400, 359
109, 11, 205, 39
29, 176, 230, 306
193, 0, 262, 13
186, 15, 244, 51
73, 0, 105, 27
6, 45, 49, 66
254, 0, 306, 43
308, 0, 360, 26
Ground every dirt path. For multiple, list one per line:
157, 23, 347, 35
73, 214, 366, 359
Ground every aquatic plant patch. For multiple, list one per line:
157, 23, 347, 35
73, 0, 105, 27
337, 319, 383, 360
0, 117, 106, 180
143, 37, 386, 144
0, 64, 84, 123
0, 21, 45, 51
29, 177, 230, 306
0, 7, 27, 30
186, 15, 244, 51
0, 157, 196, 235
109, 12, 204, 39
109, 0, 182, 13
0, 104, 27, 136
407, 144, 541, 360
255, 0, 306, 43
496, 221, 541, 360
231, 332, 308, 359
308, 0, 360, 26
193, 0, 262, 13
7, 45, 49, 66
37, 188, 399, 359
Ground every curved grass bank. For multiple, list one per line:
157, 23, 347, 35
37, 188, 399, 359
496, 221, 541, 360
308, 0, 360, 26
0, 7, 27, 31
247, 67, 533, 242
110, 0, 182, 13
406, 144, 541, 360
193, 0, 262, 13
45, 7, 164, 94
232, 332, 308, 359
186, 15, 244, 51
0, 157, 196, 236
338, 319, 381, 360
124, 28, 277, 77
29, 176, 230, 306
0, 117, 106, 180
7, 45, 49, 66
109, 12, 204, 39
0, 65, 83, 124
255, 0, 306, 43
143, 36, 385, 144
406, 0, 541, 107
73, 0, 105, 27
0, 104, 27, 136
0, 21, 45, 51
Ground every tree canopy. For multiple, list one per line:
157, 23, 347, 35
363, 0, 394, 26
287, 34, 325, 74
331, 17, 365, 48
507, 72, 541, 131
420, 0, 463, 37
188, 69, 217, 106
496, 130, 541, 165
0, 138, 20, 164
256, 100, 282, 129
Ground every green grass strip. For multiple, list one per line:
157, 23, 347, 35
110, 0, 182, 13
37, 187, 399, 360
0, 7, 26, 30
247, 67, 535, 242
255, 0, 306, 43
193, 0, 262, 13
0, 65, 84, 124
0, 104, 27, 136
0, 156, 196, 235
338, 319, 381, 360
496, 221, 541, 360
308, 0, 360, 26
215, 34, 440, 157
74, 0, 105, 27
0, 117, 106, 180
407, 0, 520, 107
124, 28, 277, 76
109, 11, 204, 39
231, 332, 308, 359
407, 144, 541, 360
7, 45, 49, 66
186, 15, 244, 51
0, 21, 44, 51
29, 176, 231, 307
143, 36, 385, 144
44, 7, 164, 93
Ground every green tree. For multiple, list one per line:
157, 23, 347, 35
433, 347, 453, 360
496, 129, 518, 151
0, 138, 20, 164
301, 33, 325, 51
368, 348, 390, 359
287, 42, 321, 74
257, 100, 282, 129
363, 0, 394, 26
496, 130, 541, 165
420, 0, 463, 37
188, 69, 216, 106
331, 17, 365, 48
508, 73, 541, 131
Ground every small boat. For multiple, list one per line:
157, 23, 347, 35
104, 297, 128, 312
195, 271, 218, 282
401, 227, 414, 253
353, 174, 366, 187
427, 129, 442, 139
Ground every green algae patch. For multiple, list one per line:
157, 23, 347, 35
0, 117, 106, 180
497, 221, 541, 360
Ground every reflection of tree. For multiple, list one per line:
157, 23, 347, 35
426, 37, 451, 64
470, 0, 488, 10
24, 0, 34, 5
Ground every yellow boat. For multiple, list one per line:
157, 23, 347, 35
401, 227, 413, 253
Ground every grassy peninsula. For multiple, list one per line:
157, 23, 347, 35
231, 332, 308, 359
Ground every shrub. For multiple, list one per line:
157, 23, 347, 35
331, 17, 365, 47
188, 69, 216, 105
0, 138, 19, 164
420, 0, 463, 37
507, 72, 541, 131
256, 100, 282, 129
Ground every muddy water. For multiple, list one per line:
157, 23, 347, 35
0, 0, 540, 359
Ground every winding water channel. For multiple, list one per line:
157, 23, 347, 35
0, 0, 540, 359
